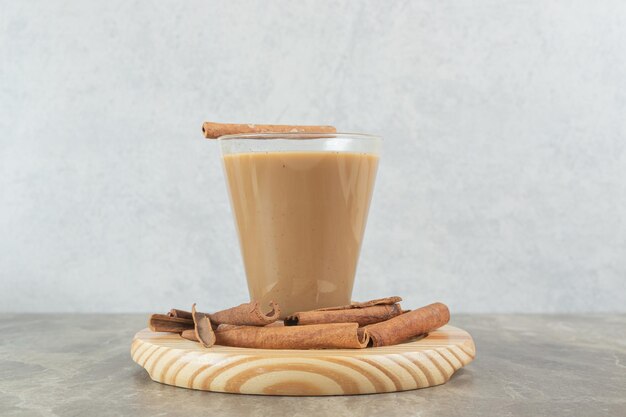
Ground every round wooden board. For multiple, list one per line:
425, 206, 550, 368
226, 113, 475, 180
131, 325, 475, 396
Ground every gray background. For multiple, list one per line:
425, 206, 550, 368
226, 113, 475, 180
1, 1, 625, 313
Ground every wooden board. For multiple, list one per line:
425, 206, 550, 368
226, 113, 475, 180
131, 325, 475, 396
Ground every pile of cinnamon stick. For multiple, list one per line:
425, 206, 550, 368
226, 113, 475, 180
148, 297, 450, 349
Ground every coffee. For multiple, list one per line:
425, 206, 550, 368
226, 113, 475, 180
223, 151, 378, 317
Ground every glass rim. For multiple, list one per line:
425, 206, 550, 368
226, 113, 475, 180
217, 132, 381, 141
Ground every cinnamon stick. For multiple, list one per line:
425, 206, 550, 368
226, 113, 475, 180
364, 302, 450, 347
180, 329, 199, 342
192, 304, 215, 348
168, 308, 192, 320
165, 301, 279, 327
148, 314, 193, 333
264, 320, 285, 327
285, 303, 403, 327
314, 296, 402, 311
209, 301, 280, 326
214, 323, 369, 349
201, 121, 337, 139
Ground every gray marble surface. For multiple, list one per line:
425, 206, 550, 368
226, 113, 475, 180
0, 314, 624, 417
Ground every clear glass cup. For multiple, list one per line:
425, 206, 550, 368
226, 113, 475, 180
219, 133, 381, 318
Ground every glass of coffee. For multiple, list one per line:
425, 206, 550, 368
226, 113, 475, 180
219, 133, 381, 317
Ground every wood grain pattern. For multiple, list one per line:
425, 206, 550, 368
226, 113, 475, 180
131, 325, 475, 396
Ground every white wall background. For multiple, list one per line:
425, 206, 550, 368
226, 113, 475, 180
1, 0, 625, 313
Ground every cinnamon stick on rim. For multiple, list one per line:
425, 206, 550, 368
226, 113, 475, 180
201, 121, 337, 139
364, 302, 450, 347
285, 303, 403, 327
213, 323, 369, 349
